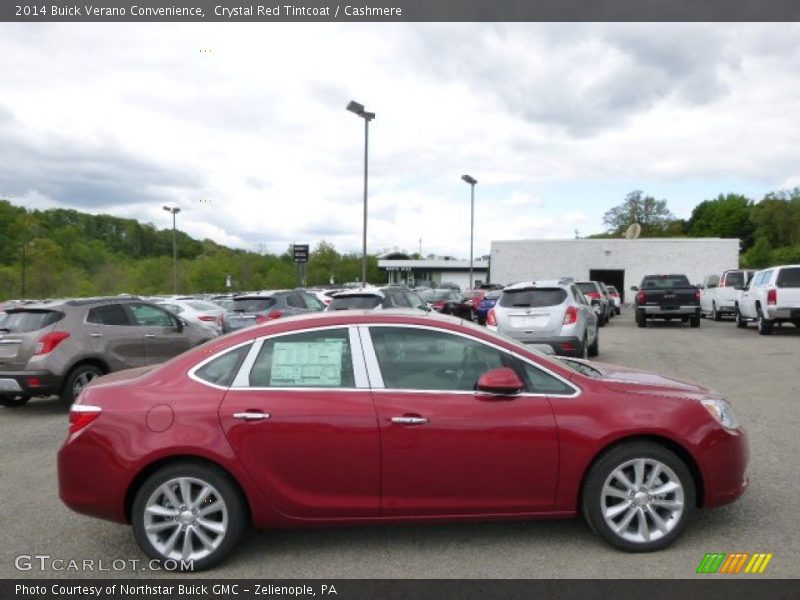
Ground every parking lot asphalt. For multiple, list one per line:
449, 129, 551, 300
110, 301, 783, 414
1, 310, 798, 579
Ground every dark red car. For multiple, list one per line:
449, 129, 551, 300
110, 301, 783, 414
58, 310, 748, 569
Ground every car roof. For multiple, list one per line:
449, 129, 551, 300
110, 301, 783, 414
504, 280, 568, 290
331, 287, 386, 298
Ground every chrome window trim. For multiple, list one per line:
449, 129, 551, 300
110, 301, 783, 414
187, 339, 256, 391
230, 324, 366, 390
362, 322, 581, 398
357, 325, 384, 389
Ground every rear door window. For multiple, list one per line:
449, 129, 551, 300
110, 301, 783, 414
776, 268, 800, 288
722, 272, 743, 287
128, 304, 176, 327
0, 309, 64, 333
302, 293, 325, 310
231, 298, 275, 313
499, 288, 567, 308
86, 304, 131, 326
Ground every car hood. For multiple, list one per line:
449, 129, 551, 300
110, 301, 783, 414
580, 360, 721, 399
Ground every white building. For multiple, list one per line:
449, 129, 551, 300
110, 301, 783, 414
378, 253, 489, 290
491, 238, 740, 301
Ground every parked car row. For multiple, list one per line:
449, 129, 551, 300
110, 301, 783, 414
698, 264, 800, 334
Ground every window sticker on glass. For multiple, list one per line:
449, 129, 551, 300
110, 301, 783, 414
270, 339, 345, 387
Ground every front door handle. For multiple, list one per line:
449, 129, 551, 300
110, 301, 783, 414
391, 416, 428, 425
89, 332, 102, 338
144, 334, 156, 338
233, 411, 270, 421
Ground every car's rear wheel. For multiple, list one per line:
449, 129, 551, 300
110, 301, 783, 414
689, 315, 701, 328
712, 302, 722, 321
587, 328, 599, 357
582, 441, 695, 552
61, 364, 104, 404
0, 394, 31, 408
636, 311, 646, 328
735, 305, 748, 328
132, 462, 246, 571
756, 307, 773, 335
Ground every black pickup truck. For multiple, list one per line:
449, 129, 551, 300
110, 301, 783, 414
632, 274, 701, 328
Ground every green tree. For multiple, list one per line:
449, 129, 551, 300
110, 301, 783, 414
686, 194, 755, 249
751, 190, 800, 248
741, 238, 773, 269
602, 190, 677, 236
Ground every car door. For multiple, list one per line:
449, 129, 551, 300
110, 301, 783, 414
218, 326, 380, 517
84, 303, 147, 370
125, 303, 193, 365
363, 325, 560, 516
572, 285, 597, 345
739, 272, 763, 318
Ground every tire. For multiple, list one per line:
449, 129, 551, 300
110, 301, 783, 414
582, 441, 695, 552
0, 394, 31, 408
598, 312, 606, 328
132, 462, 247, 571
712, 303, 722, 322
635, 311, 646, 328
580, 336, 589, 359
615, 307, 621, 316
756, 307, 773, 336
587, 328, 599, 357
735, 306, 748, 329
689, 315, 701, 328
60, 364, 105, 404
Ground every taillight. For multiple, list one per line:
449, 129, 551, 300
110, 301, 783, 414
433, 301, 446, 309
767, 288, 777, 305
256, 310, 284, 324
586, 291, 600, 299
638, 290, 647, 304
198, 315, 216, 322
695, 288, 701, 302
69, 404, 102, 434
563, 305, 578, 325
34, 332, 70, 356
486, 308, 497, 326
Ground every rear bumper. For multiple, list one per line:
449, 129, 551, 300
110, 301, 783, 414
0, 370, 61, 397
640, 306, 699, 317
522, 336, 584, 357
766, 306, 800, 321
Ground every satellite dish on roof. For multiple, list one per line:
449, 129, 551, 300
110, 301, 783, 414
624, 223, 641, 239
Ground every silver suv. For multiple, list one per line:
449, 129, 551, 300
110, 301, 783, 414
326, 286, 429, 311
0, 297, 214, 408
488, 280, 599, 358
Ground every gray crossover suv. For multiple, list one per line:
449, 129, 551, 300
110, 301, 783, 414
489, 280, 600, 358
0, 297, 214, 407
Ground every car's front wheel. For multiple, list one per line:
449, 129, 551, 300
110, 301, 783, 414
582, 441, 695, 552
0, 394, 31, 408
132, 462, 247, 571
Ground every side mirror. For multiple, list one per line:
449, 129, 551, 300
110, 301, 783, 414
174, 318, 185, 332
476, 367, 525, 396
630, 286, 639, 291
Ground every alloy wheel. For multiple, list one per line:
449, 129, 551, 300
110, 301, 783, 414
600, 458, 685, 545
143, 477, 229, 561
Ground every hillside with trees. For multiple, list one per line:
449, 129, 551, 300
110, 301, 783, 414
0, 201, 381, 300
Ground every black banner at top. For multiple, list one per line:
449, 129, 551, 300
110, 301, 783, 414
3, 0, 800, 22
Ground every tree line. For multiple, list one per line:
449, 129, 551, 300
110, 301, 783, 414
594, 189, 800, 268
1, 187, 798, 300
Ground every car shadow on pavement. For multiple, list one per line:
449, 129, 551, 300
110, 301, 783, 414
2, 395, 67, 415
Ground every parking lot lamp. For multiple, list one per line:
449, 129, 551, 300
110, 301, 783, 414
162, 205, 181, 294
461, 174, 478, 290
346, 100, 375, 285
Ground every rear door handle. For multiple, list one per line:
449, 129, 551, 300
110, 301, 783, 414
233, 411, 270, 421
90, 333, 102, 338
391, 416, 428, 425
144, 334, 156, 338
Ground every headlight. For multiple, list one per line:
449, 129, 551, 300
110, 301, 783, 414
701, 399, 741, 430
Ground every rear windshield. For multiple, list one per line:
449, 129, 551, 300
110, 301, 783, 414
723, 272, 748, 287
776, 268, 800, 288
187, 300, 221, 311
484, 291, 502, 300
641, 275, 691, 289
328, 295, 382, 310
231, 298, 276, 313
1, 309, 64, 333
422, 290, 456, 301
576, 282, 598, 294
499, 288, 567, 308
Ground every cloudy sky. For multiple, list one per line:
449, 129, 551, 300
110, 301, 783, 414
1, 23, 800, 258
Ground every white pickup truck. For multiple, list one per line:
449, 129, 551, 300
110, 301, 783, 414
735, 264, 800, 334
699, 269, 755, 320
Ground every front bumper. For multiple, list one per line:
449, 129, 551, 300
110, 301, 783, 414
0, 370, 61, 397
699, 426, 749, 508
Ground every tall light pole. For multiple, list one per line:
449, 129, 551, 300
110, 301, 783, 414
346, 100, 375, 284
162, 205, 181, 294
461, 174, 478, 290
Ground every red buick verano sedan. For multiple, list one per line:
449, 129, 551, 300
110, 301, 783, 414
58, 310, 748, 569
